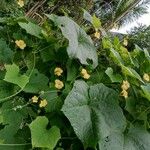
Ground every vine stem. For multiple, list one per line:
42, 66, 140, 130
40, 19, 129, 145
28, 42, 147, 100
0, 143, 31, 146
0, 52, 36, 103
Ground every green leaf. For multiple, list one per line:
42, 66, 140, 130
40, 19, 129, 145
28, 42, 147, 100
62, 80, 126, 148
47, 14, 98, 68
40, 91, 62, 113
0, 38, 14, 64
124, 125, 150, 150
99, 131, 124, 150
83, 9, 92, 23
40, 45, 56, 62
105, 67, 122, 83
99, 125, 150, 150
0, 80, 14, 100
102, 38, 112, 49
19, 22, 42, 38
110, 48, 124, 65
4, 63, 29, 88
92, 14, 101, 29
141, 83, 150, 101
121, 65, 144, 83
0, 100, 30, 144
0, 143, 31, 150
144, 49, 150, 63
125, 97, 136, 116
66, 60, 78, 81
24, 69, 49, 93
29, 116, 61, 149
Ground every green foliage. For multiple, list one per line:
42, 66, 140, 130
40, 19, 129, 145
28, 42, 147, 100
0, 1, 150, 150
0, 81, 14, 99
62, 80, 126, 148
129, 25, 150, 50
99, 125, 150, 150
94, 0, 150, 29
19, 21, 42, 39
0, 38, 14, 64
47, 14, 98, 68
4, 63, 29, 88
29, 116, 61, 149
105, 67, 122, 83
92, 14, 101, 29
24, 69, 49, 93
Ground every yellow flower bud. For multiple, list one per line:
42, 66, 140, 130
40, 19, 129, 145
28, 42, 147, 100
120, 90, 128, 99
94, 31, 100, 39
32, 96, 38, 103
55, 79, 64, 90
121, 80, 130, 91
54, 67, 63, 76
15, 40, 26, 49
81, 69, 87, 75
81, 69, 90, 79
39, 99, 48, 108
17, 0, 24, 7
143, 73, 150, 82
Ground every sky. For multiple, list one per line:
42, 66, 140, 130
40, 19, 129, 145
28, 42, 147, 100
111, 5, 150, 34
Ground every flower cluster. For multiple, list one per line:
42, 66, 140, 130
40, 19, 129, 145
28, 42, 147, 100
54, 67, 64, 89
120, 80, 130, 99
31, 96, 48, 108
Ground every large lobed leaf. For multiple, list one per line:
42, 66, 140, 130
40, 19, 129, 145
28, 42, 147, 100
62, 80, 126, 148
4, 63, 29, 88
47, 14, 98, 68
99, 125, 150, 150
29, 116, 61, 149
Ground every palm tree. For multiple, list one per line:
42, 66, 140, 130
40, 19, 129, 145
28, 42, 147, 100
93, 0, 150, 30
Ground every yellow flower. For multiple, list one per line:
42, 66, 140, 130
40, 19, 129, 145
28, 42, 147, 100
81, 69, 90, 79
81, 69, 87, 75
17, 0, 24, 7
94, 31, 100, 39
54, 67, 63, 76
120, 90, 128, 99
123, 38, 128, 46
32, 96, 38, 103
15, 40, 26, 49
121, 80, 130, 91
83, 73, 90, 79
143, 73, 150, 82
55, 79, 64, 90
39, 99, 48, 108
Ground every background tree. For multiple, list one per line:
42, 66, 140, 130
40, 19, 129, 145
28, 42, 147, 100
128, 25, 150, 50
93, 0, 150, 30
